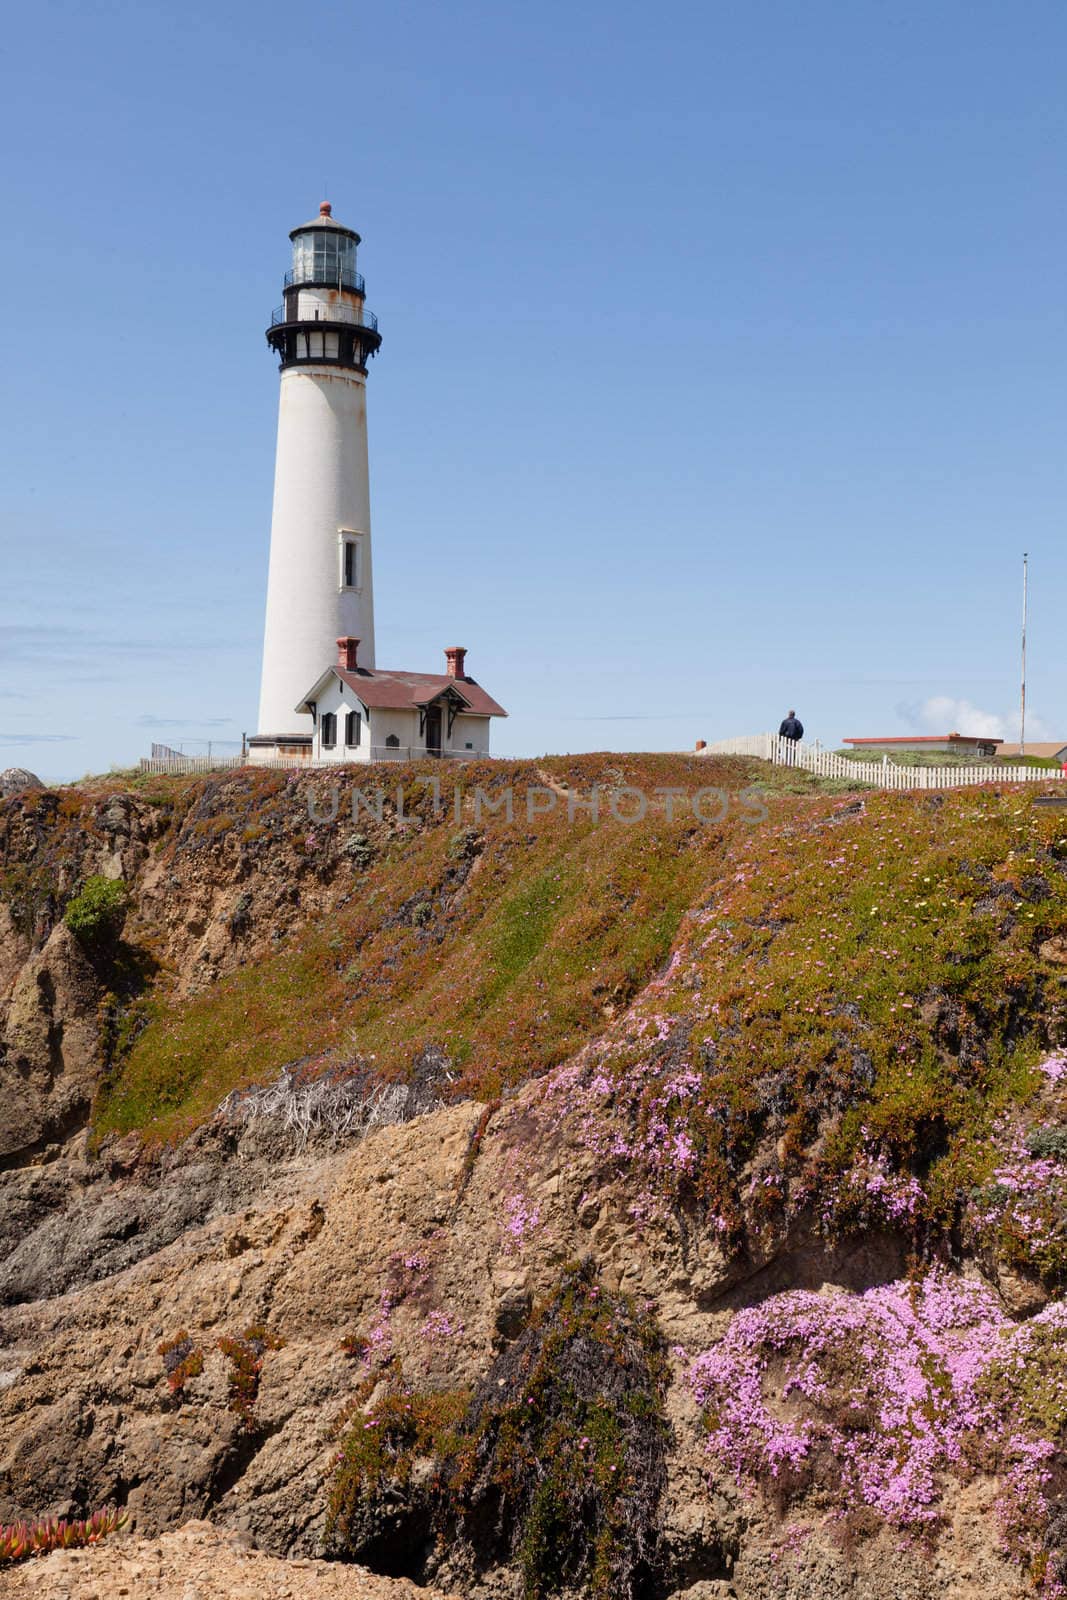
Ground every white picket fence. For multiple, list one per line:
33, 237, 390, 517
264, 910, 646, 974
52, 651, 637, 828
700, 734, 1067, 792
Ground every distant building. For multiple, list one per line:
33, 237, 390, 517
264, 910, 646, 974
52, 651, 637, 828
842, 734, 1002, 759
1007, 741, 1067, 763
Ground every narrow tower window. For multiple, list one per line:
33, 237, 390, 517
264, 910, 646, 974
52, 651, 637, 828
340, 533, 362, 591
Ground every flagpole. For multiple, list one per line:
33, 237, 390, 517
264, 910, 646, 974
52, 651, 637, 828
1020, 551, 1028, 758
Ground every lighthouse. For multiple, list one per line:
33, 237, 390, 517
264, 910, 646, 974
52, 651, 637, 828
250, 202, 382, 761
247, 203, 508, 767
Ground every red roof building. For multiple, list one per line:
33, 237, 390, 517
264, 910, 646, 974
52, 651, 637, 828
248, 639, 507, 764
842, 733, 1002, 758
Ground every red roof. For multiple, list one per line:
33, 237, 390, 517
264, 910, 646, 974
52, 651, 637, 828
300, 666, 507, 718
843, 734, 1002, 747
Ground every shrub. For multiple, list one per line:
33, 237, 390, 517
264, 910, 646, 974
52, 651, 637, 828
327, 1382, 470, 1558
447, 1261, 669, 1600
325, 1263, 669, 1599
1027, 1127, 1067, 1161
229, 891, 253, 935
447, 827, 481, 860
343, 832, 374, 868
64, 875, 129, 948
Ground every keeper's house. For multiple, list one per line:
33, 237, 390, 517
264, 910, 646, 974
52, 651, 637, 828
292, 638, 507, 764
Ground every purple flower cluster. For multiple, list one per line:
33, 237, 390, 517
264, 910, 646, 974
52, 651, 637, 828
421, 1309, 463, 1344
685, 1269, 1067, 1591
824, 1141, 925, 1231
966, 1091, 1067, 1280
1042, 1055, 1067, 1085
503, 1192, 544, 1253
544, 1042, 714, 1227
358, 1249, 438, 1370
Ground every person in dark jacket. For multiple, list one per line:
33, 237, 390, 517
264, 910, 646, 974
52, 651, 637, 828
779, 711, 804, 741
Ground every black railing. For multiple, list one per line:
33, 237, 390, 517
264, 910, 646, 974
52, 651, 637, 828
271, 305, 378, 331
285, 267, 365, 294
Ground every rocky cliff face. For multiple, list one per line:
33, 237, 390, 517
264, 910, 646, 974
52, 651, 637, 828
1, 761, 1066, 1599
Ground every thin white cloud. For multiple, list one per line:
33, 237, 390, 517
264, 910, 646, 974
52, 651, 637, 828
896, 696, 1052, 742
0, 625, 253, 666
0, 733, 77, 746
136, 714, 234, 729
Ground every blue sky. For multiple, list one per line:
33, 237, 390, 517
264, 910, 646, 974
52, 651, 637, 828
1, 0, 1064, 779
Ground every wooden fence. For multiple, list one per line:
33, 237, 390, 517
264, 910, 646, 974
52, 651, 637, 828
135, 749, 482, 776
699, 734, 1067, 792
137, 755, 245, 775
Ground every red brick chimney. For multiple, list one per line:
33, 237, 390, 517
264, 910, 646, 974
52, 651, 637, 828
444, 646, 467, 680
337, 637, 360, 671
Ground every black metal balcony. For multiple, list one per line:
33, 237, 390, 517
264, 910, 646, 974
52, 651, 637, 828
267, 300, 383, 372
285, 266, 365, 295
271, 304, 378, 332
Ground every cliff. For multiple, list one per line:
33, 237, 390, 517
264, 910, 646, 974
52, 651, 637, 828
0, 757, 1065, 1598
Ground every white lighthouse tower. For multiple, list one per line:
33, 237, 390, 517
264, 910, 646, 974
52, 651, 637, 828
250, 202, 382, 761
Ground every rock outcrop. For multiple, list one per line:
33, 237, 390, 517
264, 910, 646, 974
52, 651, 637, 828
0, 771, 42, 800
5, 1521, 460, 1599
0, 922, 101, 1158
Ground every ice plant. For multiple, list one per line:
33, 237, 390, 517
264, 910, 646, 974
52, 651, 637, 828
157, 1331, 204, 1396
686, 1269, 1067, 1592
823, 1144, 925, 1233
0, 1506, 127, 1566
217, 1324, 284, 1431
533, 795, 1067, 1280
966, 1097, 1067, 1285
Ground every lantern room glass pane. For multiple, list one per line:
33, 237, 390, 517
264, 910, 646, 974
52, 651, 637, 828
291, 229, 358, 287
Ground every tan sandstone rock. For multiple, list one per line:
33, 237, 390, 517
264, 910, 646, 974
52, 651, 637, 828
2, 1521, 461, 1598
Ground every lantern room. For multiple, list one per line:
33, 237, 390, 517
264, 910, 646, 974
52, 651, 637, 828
289, 203, 362, 292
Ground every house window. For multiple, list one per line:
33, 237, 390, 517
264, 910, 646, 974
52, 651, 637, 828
321, 712, 337, 749
340, 532, 362, 590
385, 734, 400, 749
345, 711, 362, 747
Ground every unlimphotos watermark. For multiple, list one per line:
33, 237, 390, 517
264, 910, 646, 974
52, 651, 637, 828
305, 779, 768, 827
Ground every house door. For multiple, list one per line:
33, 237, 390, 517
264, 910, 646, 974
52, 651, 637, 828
425, 705, 442, 756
